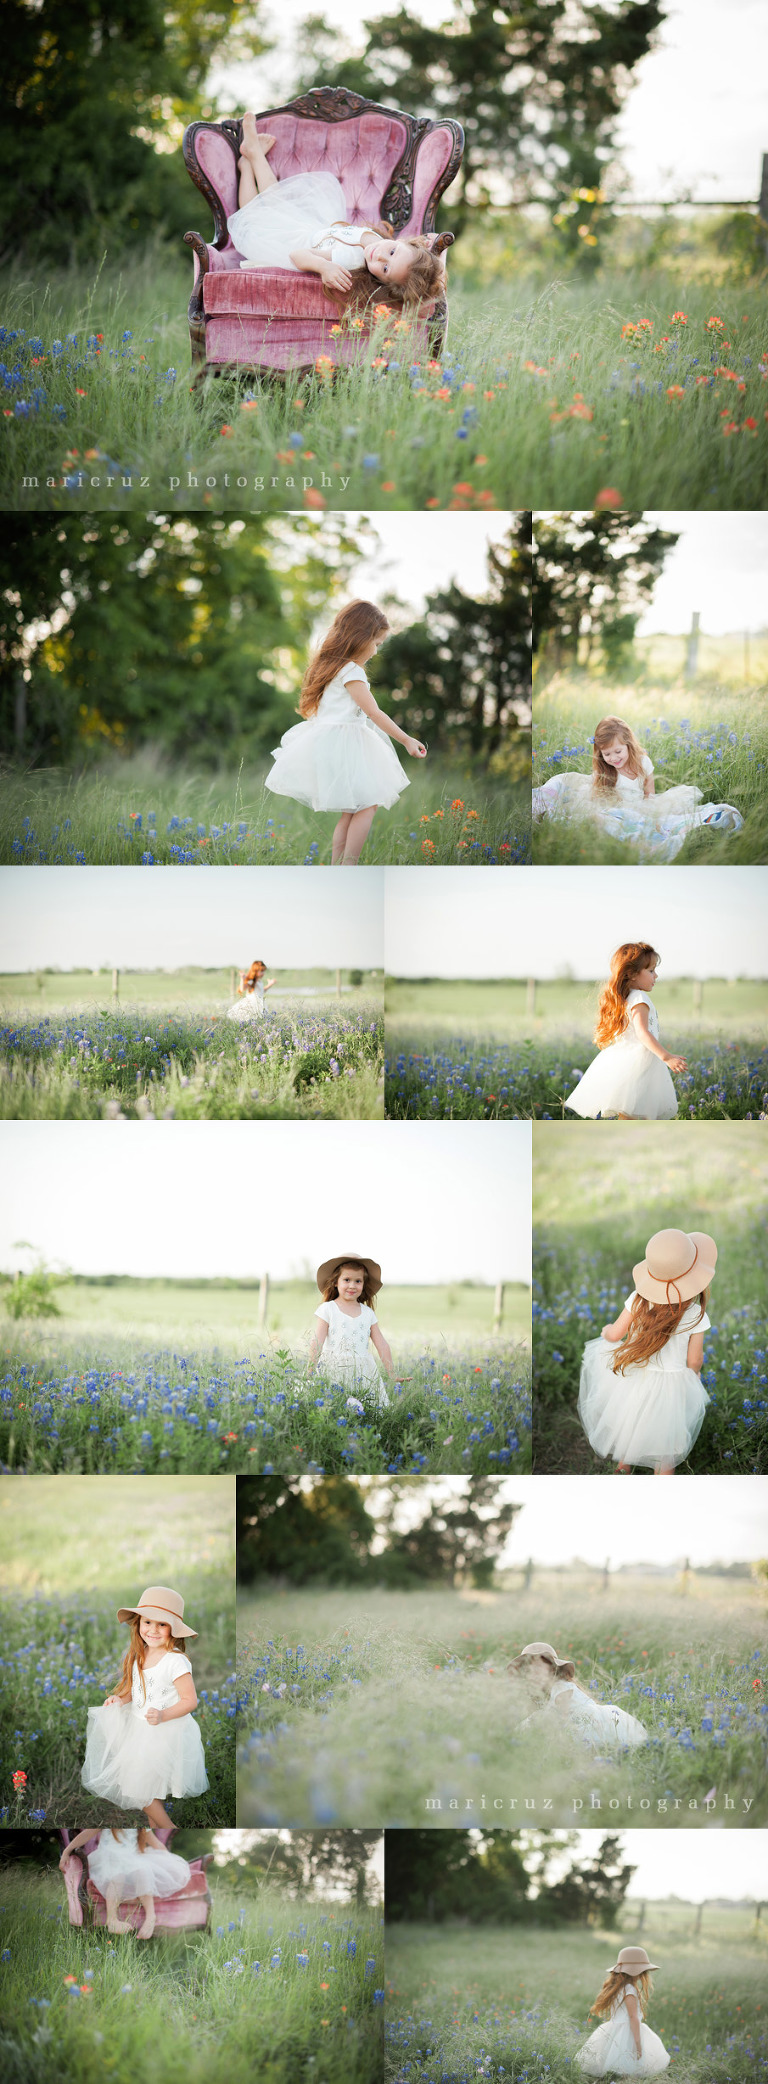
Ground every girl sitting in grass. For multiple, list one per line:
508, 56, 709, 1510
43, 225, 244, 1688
533, 713, 743, 860
60, 1827, 191, 1938
507, 1641, 649, 1749
81, 1586, 208, 1829
228, 115, 447, 311
228, 958, 276, 1022
578, 1227, 715, 1473
265, 600, 427, 864
308, 1253, 393, 1409
577, 1946, 670, 2076
565, 942, 686, 1120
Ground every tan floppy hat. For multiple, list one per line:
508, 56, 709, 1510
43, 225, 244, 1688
609, 1946, 660, 1975
316, 1253, 382, 1296
633, 1228, 717, 1306
510, 1640, 576, 1681
116, 1586, 198, 1638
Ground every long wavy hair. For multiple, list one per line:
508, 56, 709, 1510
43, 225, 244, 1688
592, 715, 647, 790
590, 1969, 652, 2019
321, 1259, 378, 1311
115, 1616, 187, 1703
323, 220, 446, 314
110, 1827, 150, 1851
611, 1288, 710, 1374
242, 960, 267, 992
299, 601, 389, 718
594, 943, 659, 1049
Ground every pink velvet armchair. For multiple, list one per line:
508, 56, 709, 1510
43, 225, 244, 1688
60, 1829, 212, 1934
182, 86, 463, 380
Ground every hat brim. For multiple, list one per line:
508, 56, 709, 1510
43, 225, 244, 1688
611, 1960, 660, 1974
633, 1230, 717, 1304
316, 1253, 382, 1295
117, 1604, 197, 1636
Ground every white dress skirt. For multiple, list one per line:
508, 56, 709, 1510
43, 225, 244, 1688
577, 1986, 670, 2077
228, 981, 265, 1022
521, 1678, 648, 1750
87, 1827, 191, 1899
532, 757, 742, 863
314, 1299, 390, 1407
266, 663, 410, 813
578, 1291, 711, 1469
81, 1652, 209, 1808
227, 171, 372, 270
565, 992, 678, 1119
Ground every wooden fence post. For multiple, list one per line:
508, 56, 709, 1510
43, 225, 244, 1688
526, 977, 536, 1017
112, 968, 119, 1002
259, 1272, 270, 1326
685, 611, 700, 680
336, 968, 342, 997
493, 1280, 505, 1331
692, 978, 702, 1015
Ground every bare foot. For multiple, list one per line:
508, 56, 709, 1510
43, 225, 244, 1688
138, 1910, 156, 1940
106, 1916, 132, 1934
241, 113, 275, 157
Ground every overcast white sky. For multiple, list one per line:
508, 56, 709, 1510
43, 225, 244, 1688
639, 515, 768, 635
210, 0, 768, 205
538, 1829, 768, 1901
361, 1474, 767, 1565
348, 513, 510, 614
0, 869, 384, 972
385, 867, 768, 978
0, 1122, 531, 1284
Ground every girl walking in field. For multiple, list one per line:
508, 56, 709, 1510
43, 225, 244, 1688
265, 600, 427, 865
564, 943, 686, 1119
578, 1227, 715, 1473
227, 958, 276, 1022
576, 1945, 670, 2076
81, 1586, 208, 1828
228, 115, 447, 309
532, 713, 743, 860
60, 1826, 191, 1938
308, 1254, 393, 1410
507, 1641, 649, 1749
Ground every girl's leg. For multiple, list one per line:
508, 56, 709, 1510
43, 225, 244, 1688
654, 1461, 675, 1475
137, 1894, 156, 1939
614, 1462, 631, 1473
331, 813, 353, 863
342, 805, 377, 864
104, 1880, 132, 1934
239, 112, 278, 195
142, 1799, 175, 1831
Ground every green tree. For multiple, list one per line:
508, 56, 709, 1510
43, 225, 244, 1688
369, 518, 531, 761
236, 1475, 378, 1585
533, 1833, 636, 1925
533, 511, 679, 673
379, 1475, 522, 1587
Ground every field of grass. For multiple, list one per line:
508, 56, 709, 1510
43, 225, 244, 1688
532, 687, 768, 865
3, 255, 768, 509
385, 1914, 767, 2084
0, 1476, 236, 1827
236, 1573, 768, 1829
532, 1122, 768, 1474
0, 991, 384, 1121
2, 755, 529, 868
0, 1866, 383, 2084
0, 969, 384, 1012
385, 978, 768, 1120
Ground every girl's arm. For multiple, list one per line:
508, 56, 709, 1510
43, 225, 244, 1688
344, 677, 427, 759
264, 978, 276, 992
623, 1987, 643, 2057
370, 1321, 394, 1378
60, 1828, 99, 1866
146, 1673, 198, 1727
308, 1314, 329, 1372
629, 1002, 687, 1072
144, 1829, 169, 1850
686, 1330, 704, 1373
601, 1307, 632, 1343
289, 246, 353, 294
103, 1682, 131, 1704
641, 754, 655, 798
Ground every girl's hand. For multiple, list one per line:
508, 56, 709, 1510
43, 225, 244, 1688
103, 1694, 122, 1707
145, 1708, 163, 1726
320, 262, 353, 292
665, 1052, 687, 1072
59, 1851, 72, 1869
404, 736, 427, 758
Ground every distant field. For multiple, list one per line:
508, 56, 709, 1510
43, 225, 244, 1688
0, 1276, 531, 1346
0, 968, 384, 1012
386, 1913, 767, 2084
385, 976, 768, 1033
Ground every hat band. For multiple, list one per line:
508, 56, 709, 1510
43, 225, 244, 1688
646, 1239, 697, 1305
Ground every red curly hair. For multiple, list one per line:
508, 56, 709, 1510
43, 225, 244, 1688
323, 220, 446, 315
592, 715, 647, 790
299, 601, 389, 718
110, 1826, 151, 1850
611, 1288, 710, 1374
590, 1969, 652, 2019
113, 1616, 188, 1704
594, 943, 659, 1049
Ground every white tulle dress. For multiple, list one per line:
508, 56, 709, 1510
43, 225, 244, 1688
577, 1984, 670, 2076
266, 663, 410, 813
228, 980, 265, 1022
227, 170, 376, 272
87, 1828, 191, 1899
520, 1678, 648, 1751
565, 991, 678, 1119
314, 1299, 390, 1406
578, 1290, 711, 1469
533, 751, 743, 861
81, 1653, 209, 1807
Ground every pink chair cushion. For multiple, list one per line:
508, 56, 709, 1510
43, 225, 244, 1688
194, 111, 457, 261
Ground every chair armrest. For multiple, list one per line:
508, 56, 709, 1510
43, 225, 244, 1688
184, 230, 211, 283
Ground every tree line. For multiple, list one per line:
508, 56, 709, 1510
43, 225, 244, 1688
237, 1474, 522, 1587
385, 1829, 637, 1925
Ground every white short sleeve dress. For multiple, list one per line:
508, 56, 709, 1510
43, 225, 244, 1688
228, 979, 265, 1022
576, 1982, 670, 2077
578, 1290, 710, 1469
521, 1678, 649, 1752
314, 1298, 390, 1406
87, 1827, 191, 1899
81, 1652, 209, 1808
226, 169, 375, 271
265, 663, 410, 812
565, 990, 678, 1120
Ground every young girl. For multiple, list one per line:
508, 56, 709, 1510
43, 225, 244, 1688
308, 1254, 393, 1410
507, 1642, 649, 1750
81, 1586, 208, 1828
60, 1826, 191, 1939
533, 713, 743, 860
576, 1946, 670, 2077
227, 116, 447, 311
265, 600, 427, 865
227, 959, 275, 1022
578, 1227, 716, 1474
565, 943, 686, 1120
